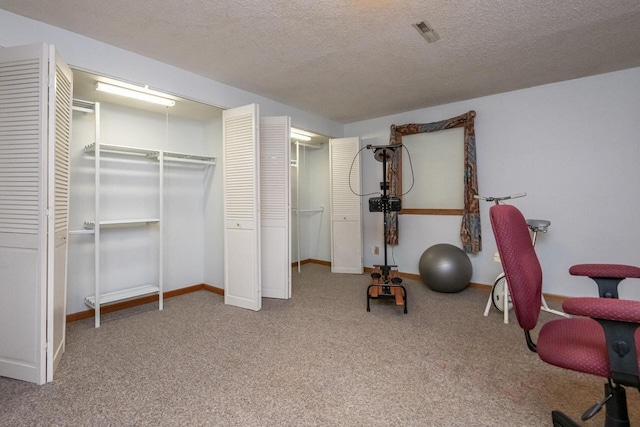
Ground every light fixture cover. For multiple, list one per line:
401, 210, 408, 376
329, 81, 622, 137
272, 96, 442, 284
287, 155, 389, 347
95, 82, 175, 107
290, 132, 311, 141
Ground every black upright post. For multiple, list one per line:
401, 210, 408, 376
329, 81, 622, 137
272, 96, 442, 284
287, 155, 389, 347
381, 150, 389, 287
366, 147, 407, 314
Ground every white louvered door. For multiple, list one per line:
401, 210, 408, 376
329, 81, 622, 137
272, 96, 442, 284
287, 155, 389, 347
223, 104, 261, 311
330, 137, 363, 274
260, 116, 291, 299
0, 43, 71, 384
47, 47, 72, 381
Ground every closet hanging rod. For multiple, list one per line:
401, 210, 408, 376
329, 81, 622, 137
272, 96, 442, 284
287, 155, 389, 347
164, 151, 216, 165
68, 229, 95, 235
292, 206, 325, 214
84, 143, 160, 157
83, 218, 160, 230
164, 157, 216, 165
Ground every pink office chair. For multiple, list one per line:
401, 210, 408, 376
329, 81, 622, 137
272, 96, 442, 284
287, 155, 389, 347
490, 204, 640, 427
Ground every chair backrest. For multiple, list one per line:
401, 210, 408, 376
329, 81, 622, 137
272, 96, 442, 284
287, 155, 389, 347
490, 204, 543, 331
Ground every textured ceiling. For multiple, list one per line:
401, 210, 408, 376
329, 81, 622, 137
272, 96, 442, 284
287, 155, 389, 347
2, 1, 640, 123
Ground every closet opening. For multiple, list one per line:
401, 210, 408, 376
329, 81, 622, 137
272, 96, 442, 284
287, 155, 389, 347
290, 129, 331, 272
67, 69, 224, 324
66, 69, 334, 319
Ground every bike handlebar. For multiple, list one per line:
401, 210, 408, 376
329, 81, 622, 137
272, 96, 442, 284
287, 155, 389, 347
474, 193, 526, 204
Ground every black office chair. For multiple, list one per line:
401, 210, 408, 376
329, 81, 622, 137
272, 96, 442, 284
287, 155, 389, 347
490, 203, 640, 427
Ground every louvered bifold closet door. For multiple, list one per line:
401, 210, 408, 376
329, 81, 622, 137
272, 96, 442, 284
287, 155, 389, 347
47, 47, 72, 382
260, 116, 290, 299
330, 137, 363, 274
223, 104, 261, 311
0, 43, 49, 384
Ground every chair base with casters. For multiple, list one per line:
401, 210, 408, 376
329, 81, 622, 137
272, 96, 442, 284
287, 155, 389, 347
489, 204, 640, 427
551, 381, 629, 427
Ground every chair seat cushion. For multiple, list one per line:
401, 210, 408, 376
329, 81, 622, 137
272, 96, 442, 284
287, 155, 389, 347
537, 317, 640, 378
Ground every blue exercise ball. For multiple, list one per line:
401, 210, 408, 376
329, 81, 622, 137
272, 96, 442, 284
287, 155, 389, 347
419, 244, 472, 293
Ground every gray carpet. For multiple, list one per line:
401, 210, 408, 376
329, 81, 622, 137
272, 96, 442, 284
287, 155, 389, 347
1, 264, 639, 426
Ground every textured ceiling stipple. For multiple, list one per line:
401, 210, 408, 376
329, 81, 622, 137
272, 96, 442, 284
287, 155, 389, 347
1, 1, 640, 123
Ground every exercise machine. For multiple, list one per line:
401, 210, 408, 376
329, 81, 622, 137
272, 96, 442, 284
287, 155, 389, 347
366, 145, 407, 314
476, 193, 568, 323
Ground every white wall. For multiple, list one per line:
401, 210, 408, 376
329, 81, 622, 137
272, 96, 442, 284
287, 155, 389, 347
203, 117, 223, 287
345, 67, 640, 299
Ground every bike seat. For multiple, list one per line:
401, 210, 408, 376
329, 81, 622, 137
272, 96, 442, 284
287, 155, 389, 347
526, 219, 550, 232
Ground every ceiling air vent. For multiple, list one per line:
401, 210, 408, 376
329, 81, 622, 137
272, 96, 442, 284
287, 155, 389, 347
413, 20, 440, 43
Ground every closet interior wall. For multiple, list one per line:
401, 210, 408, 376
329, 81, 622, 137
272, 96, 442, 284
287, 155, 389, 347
202, 117, 224, 288
290, 141, 331, 269
67, 100, 222, 316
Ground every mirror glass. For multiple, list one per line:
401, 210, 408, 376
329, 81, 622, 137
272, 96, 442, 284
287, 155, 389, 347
401, 127, 464, 212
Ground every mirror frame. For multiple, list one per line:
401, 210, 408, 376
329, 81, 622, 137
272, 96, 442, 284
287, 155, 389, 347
394, 127, 465, 215
386, 110, 481, 253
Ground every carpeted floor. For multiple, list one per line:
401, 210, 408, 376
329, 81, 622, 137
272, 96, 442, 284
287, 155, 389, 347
1, 264, 639, 426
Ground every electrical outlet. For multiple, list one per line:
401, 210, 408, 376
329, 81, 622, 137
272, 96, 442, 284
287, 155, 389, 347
374, 246, 380, 255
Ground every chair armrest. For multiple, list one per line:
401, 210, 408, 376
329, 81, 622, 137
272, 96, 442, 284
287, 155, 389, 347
569, 263, 640, 279
563, 297, 640, 323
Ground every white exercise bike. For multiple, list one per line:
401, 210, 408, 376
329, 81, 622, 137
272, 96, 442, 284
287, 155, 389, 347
475, 193, 569, 324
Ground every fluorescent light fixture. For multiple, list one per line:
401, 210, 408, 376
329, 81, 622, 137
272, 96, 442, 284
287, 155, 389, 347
95, 82, 175, 107
290, 132, 311, 141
